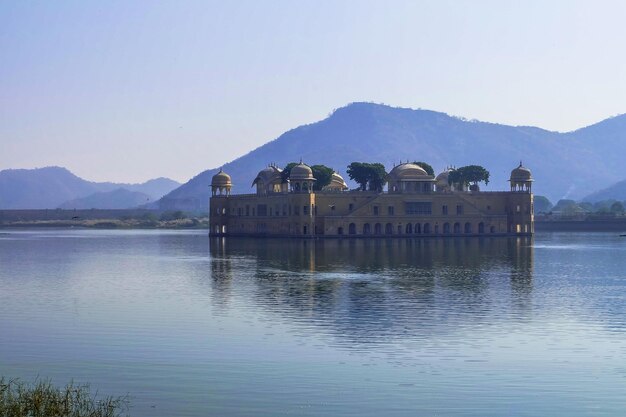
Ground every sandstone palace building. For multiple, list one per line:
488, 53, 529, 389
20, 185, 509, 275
209, 162, 534, 238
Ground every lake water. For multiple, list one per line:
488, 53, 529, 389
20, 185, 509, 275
1, 230, 626, 416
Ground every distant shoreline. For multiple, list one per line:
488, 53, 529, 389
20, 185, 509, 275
0, 219, 209, 229
0, 209, 208, 229
535, 218, 626, 232
3, 209, 626, 232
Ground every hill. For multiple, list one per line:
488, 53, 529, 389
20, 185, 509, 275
582, 179, 626, 203
0, 167, 180, 209
159, 102, 626, 212
127, 177, 180, 200
58, 188, 153, 209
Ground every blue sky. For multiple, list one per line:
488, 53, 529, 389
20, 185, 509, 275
2, 0, 626, 183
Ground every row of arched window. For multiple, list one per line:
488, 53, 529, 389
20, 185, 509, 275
341, 221, 493, 235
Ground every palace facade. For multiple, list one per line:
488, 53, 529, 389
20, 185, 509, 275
209, 162, 534, 238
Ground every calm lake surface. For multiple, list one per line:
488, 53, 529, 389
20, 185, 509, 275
2, 230, 626, 416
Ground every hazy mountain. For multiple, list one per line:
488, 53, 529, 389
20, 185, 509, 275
58, 188, 152, 209
533, 196, 553, 213
582, 179, 626, 203
126, 177, 180, 200
159, 102, 626, 212
0, 167, 95, 209
0, 167, 180, 209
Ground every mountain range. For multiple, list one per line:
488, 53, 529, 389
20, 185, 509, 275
583, 180, 626, 203
57, 188, 153, 210
3, 102, 626, 211
0, 166, 180, 209
159, 102, 626, 211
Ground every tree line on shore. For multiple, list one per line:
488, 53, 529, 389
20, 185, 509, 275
535, 196, 626, 216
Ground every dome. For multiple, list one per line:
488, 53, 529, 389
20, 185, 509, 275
388, 162, 431, 180
252, 165, 282, 186
435, 168, 454, 189
289, 162, 315, 181
211, 169, 231, 187
435, 168, 452, 185
510, 162, 533, 182
323, 172, 349, 191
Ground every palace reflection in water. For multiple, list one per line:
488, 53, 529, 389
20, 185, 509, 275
209, 236, 534, 346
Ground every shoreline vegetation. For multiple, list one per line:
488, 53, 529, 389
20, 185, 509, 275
0, 217, 209, 229
2, 209, 626, 232
0, 377, 128, 417
0, 209, 209, 229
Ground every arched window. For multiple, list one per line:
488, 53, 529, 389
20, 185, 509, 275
415, 223, 421, 234
375, 223, 382, 234
443, 222, 450, 234
453, 222, 461, 234
478, 222, 485, 234
363, 223, 371, 235
464, 222, 472, 233
423, 223, 430, 234
405, 223, 413, 234
349, 223, 356, 235
385, 223, 393, 235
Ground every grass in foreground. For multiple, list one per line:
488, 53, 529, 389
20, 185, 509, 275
0, 377, 128, 417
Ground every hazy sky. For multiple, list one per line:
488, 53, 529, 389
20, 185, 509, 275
2, 1, 626, 183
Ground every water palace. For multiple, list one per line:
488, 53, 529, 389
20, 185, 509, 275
209, 162, 534, 237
